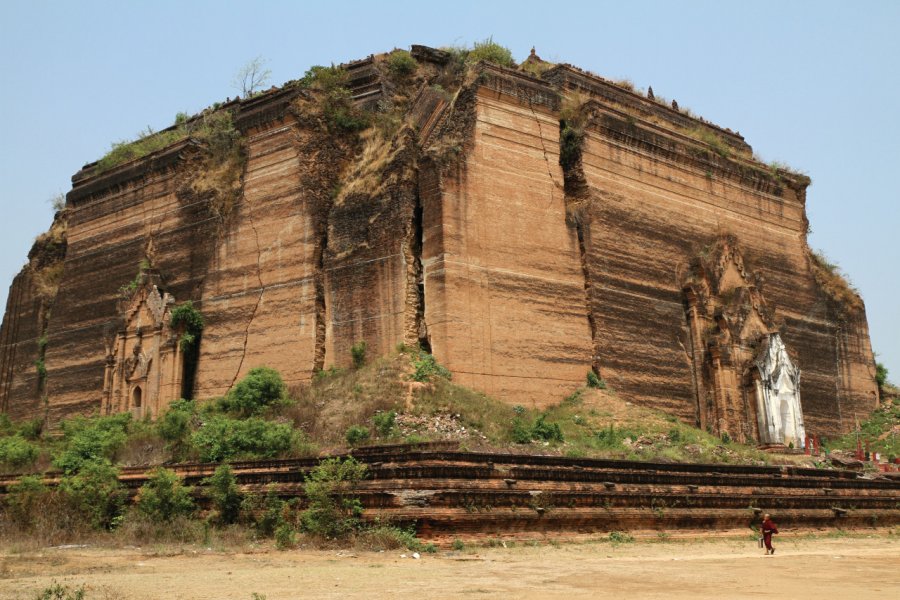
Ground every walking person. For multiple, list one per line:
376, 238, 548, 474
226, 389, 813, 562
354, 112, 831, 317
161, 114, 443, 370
761, 513, 778, 555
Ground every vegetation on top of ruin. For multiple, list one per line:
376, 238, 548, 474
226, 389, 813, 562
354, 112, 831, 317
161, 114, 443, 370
27, 209, 68, 301
188, 111, 246, 229
385, 49, 419, 78
297, 64, 371, 133
807, 249, 864, 317
443, 37, 517, 70
93, 108, 243, 175
232, 56, 272, 98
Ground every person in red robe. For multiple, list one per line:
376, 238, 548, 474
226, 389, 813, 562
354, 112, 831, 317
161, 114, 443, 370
762, 513, 778, 554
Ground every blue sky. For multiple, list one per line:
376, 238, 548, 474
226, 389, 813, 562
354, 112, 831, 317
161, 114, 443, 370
1, 0, 897, 379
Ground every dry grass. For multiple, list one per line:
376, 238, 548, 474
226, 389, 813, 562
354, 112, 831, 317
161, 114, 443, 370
286, 354, 409, 446
808, 250, 863, 317
0, 490, 96, 551
32, 261, 64, 300
334, 126, 409, 204
520, 58, 555, 78
191, 149, 244, 227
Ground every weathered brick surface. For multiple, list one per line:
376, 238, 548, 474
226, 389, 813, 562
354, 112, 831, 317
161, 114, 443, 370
0, 52, 880, 439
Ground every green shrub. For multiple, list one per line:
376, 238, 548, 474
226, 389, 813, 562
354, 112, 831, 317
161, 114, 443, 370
220, 367, 287, 416
594, 424, 638, 450
96, 108, 242, 174
511, 417, 532, 444
358, 524, 431, 551
387, 50, 418, 77
275, 522, 297, 549
412, 352, 452, 382
560, 124, 584, 171
34, 581, 86, 600
301, 64, 349, 90
204, 463, 242, 525
668, 427, 683, 444
97, 126, 189, 173
324, 88, 371, 133
191, 416, 295, 462
876, 362, 888, 389
466, 37, 516, 68
511, 414, 564, 444
242, 486, 296, 537
531, 415, 564, 443
586, 371, 606, 389
373, 410, 397, 437
58, 460, 127, 530
301, 64, 371, 133
157, 398, 195, 444
17, 417, 43, 440
35, 358, 47, 381
608, 531, 634, 545
170, 301, 204, 352
351, 340, 367, 369
0, 414, 12, 436
0, 435, 38, 468
301, 457, 367, 538
137, 467, 195, 522
345, 425, 371, 446
443, 38, 517, 73
5, 474, 48, 527
53, 413, 132, 473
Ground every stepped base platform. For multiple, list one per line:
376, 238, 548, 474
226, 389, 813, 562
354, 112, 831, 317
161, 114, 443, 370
3, 443, 898, 539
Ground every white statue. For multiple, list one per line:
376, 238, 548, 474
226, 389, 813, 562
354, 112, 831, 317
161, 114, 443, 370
754, 333, 806, 447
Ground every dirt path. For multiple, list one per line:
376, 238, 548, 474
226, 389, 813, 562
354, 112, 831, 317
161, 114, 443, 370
1, 535, 897, 599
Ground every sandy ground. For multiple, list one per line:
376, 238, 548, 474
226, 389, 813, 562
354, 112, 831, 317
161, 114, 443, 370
0, 534, 897, 599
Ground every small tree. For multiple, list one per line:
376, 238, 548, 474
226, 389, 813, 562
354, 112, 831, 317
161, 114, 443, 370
233, 57, 272, 97
221, 367, 286, 415
48, 192, 66, 212
156, 399, 195, 455
137, 468, 195, 522
204, 463, 242, 525
373, 410, 396, 437
53, 413, 131, 474
191, 416, 296, 462
875, 362, 888, 390
0, 435, 39, 469
301, 457, 367, 538
345, 425, 370, 446
58, 460, 127, 530
350, 340, 367, 369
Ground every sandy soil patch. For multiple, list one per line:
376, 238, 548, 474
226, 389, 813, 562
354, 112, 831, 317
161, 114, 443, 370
1, 534, 897, 599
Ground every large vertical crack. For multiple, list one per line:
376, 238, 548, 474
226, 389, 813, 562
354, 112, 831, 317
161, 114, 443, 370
527, 100, 564, 204
228, 195, 265, 388
405, 177, 430, 352
556, 108, 601, 376
574, 216, 600, 375
312, 206, 329, 373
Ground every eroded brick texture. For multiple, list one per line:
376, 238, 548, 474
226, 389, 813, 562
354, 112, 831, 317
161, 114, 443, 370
0, 51, 879, 439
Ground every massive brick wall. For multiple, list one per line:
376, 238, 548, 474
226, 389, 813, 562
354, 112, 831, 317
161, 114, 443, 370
422, 76, 593, 407
0, 269, 44, 421
195, 115, 321, 395
40, 142, 214, 424
0, 52, 880, 438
